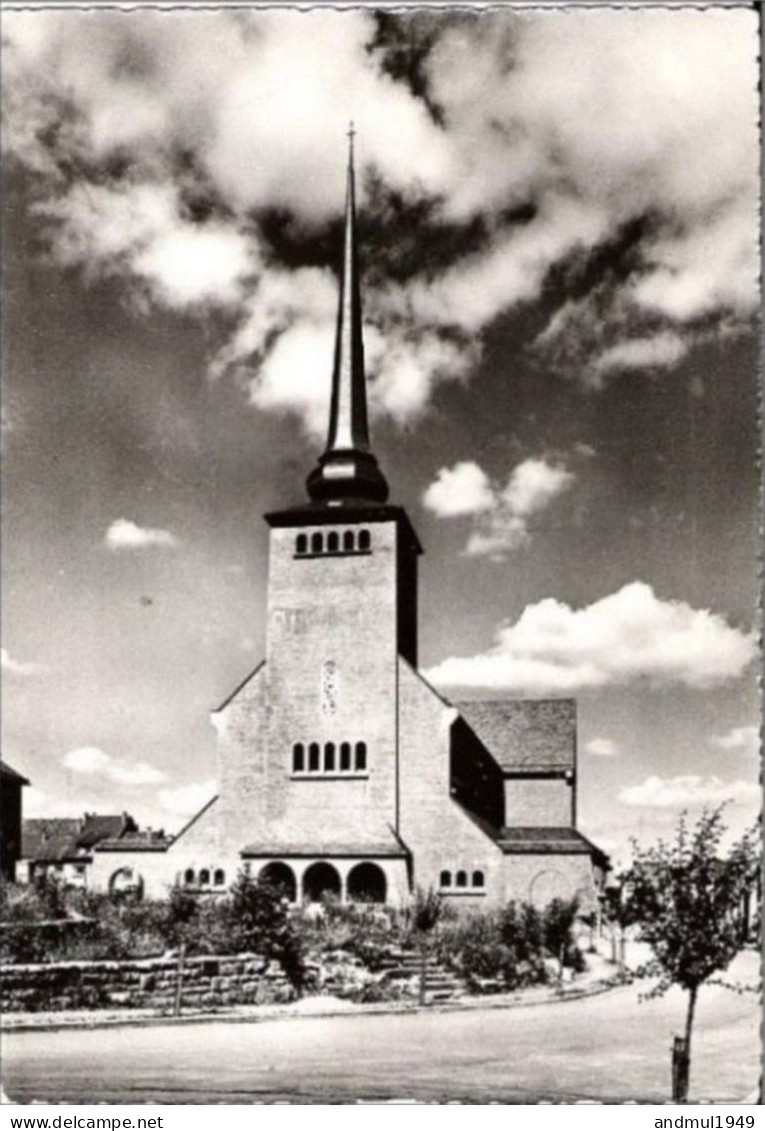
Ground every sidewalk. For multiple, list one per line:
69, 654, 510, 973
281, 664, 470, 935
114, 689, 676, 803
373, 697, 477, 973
2, 951, 626, 1033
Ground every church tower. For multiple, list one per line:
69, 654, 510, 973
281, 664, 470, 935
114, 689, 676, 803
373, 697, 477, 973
214, 133, 420, 883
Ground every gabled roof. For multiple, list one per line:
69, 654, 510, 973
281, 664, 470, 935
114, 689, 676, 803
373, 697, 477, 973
22, 818, 85, 862
1, 759, 30, 786
22, 812, 139, 861
78, 813, 136, 849
455, 699, 576, 773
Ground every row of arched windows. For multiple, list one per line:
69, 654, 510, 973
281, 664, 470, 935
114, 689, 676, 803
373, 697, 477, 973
292, 741, 367, 774
439, 869, 485, 890
295, 529, 371, 556
183, 867, 226, 888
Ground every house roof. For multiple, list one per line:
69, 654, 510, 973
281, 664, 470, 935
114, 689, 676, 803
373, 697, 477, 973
1, 759, 30, 786
455, 699, 576, 773
22, 812, 139, 862
22, 819, 87, 863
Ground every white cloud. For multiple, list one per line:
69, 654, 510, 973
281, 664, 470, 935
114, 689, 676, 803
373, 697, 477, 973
2, 7, 757, 430
63, 746, 166, 786
105, 518, 179, 551
593, 332, 689, 378
619, 774, 759, 809
585, 737, 619, 758
422, 461, 494, 518
158, 779, 217, 819
1, 647, 46, 676
711, 725, 759, 759
423, 455, 575, 560
425, 581, 755, 694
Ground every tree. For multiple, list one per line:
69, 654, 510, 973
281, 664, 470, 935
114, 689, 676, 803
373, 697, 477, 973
601, 873, 640, 972
543, 897, 579, 983
228, 869, 306, 992
622, 807, 758, 1102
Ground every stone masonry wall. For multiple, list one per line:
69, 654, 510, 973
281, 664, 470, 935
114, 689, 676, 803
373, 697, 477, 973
1, 953, 293, 1014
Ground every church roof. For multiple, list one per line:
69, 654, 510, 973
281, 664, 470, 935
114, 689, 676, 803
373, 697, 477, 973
1, 759, 29, 785
455, 699, 576, 773
241, 840, 408, 859
495, 826, 610, 867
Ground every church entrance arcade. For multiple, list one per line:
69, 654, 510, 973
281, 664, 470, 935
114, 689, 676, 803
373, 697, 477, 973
250, 857, 406, 905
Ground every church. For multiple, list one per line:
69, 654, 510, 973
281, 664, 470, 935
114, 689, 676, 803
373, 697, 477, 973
91, 141, 609, 911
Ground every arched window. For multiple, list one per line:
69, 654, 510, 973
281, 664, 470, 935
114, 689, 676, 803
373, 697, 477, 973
303, 861, 341, 904
456, 870, 467, 888
358, 529, 371, 551
440, 870, 452, 888
340, 742, 351, 771
296, 534, 307, 555
293, 743, 305, 773
327, 531, 339, 553
214, 869, 225, 887
343, 530, 355, 552
472, 870, 485, 888
324, 742, 336, 772
260, 861, 297, 902
184, 868, 195, 886
355, 741, 367, 772
199, 869, 210, 886
347, 862, 387, 904
311, 532, 323, 554
308, 742, 320, 771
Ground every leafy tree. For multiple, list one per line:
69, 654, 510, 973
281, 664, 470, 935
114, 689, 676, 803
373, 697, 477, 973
543, 897, 579, 982
622, 807, 758, 1102
228, 869, 306, 992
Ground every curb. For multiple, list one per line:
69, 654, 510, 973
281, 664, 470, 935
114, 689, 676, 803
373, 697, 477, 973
2, 976, 627, 1034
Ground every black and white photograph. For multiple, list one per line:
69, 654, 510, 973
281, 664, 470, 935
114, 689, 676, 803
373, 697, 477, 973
0, 0, 760, 1107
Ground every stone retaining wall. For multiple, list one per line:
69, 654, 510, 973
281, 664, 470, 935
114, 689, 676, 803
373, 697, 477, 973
1, 953, 294, 1013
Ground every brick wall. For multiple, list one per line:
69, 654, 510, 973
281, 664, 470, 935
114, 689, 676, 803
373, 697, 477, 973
1, 953, 293, 1013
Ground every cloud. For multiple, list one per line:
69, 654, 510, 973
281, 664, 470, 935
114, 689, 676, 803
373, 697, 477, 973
592, 331, 689, 378
423, 455, 575, 559
425, 581, 755, 694
1, 8, 757, 430
422, 461, 494, 518
63, 746, 166, 786
1, 647, 46, 676
619, 774, 759, 809
711, 725, 759, 759
585, 738, 619, 758
158, 779, 217, 819
105, 518, 179, 551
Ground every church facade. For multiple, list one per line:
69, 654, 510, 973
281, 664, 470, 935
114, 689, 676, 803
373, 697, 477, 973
91, 143, 608, 911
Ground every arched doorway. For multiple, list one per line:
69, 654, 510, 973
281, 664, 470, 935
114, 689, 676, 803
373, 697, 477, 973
529, 869, 575, 908
109, 867, 144, 900
302, 861, 341, 903
347, 862, 387, 904
259, 861, 297, 902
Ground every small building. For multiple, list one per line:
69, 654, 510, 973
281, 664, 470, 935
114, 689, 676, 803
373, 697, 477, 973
1, 760, 29, 882
92, 138, 610, 910
19, 812, 139, 887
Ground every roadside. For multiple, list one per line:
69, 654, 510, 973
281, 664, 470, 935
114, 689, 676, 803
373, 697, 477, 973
2, 948, 625, 1033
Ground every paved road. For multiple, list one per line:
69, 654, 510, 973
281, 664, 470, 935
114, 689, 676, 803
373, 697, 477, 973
3, 963, 759, 1103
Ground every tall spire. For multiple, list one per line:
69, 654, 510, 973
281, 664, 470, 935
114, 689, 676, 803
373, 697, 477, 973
306, 126, 389, 505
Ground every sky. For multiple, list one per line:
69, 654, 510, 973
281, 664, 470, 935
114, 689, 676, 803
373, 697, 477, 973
1, 4, 760, 867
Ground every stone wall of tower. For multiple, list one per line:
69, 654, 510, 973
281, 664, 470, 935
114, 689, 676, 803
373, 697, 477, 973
258, 518, 402, 847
